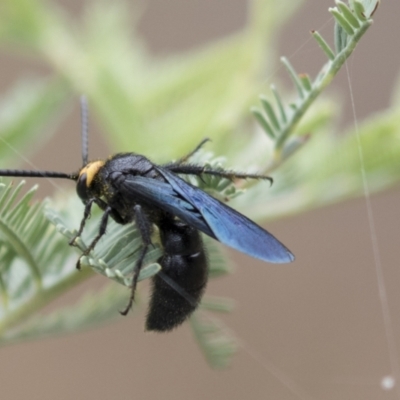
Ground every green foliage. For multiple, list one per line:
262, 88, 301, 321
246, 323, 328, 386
0, 0, 387, 368
0, 181, 92, 341
251, 0, 376, 166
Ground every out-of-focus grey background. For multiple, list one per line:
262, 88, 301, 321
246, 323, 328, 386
1, 1, 400, 399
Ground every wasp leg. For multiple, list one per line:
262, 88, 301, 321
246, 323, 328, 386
120, 204, 153, 316
69, 197, 113, 247
163, 138, 210, 168
69, 198, 96, 247
76, 206, 112, 270
166, 164, 273, 185
178, 138, 210, 163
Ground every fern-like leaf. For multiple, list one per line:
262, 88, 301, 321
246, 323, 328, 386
0, 181, 93, 340
251, 0, 379, 171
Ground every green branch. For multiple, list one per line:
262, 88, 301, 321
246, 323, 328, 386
251, 0, 377, 169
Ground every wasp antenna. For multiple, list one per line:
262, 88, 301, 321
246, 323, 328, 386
0, 169, 77, 180
80, 95, 89, 167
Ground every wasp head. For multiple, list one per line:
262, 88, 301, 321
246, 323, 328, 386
76, 161, 105, 203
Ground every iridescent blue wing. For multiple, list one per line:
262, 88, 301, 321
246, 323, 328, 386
157, 168, 294, 264
118, 169, 294, 264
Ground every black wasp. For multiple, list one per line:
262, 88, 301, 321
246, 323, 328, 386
0, 98, 294, 332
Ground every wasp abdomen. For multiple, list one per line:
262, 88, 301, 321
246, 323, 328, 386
146, 219, 208, 332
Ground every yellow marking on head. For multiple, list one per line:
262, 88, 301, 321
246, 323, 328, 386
78, 161, 105, 186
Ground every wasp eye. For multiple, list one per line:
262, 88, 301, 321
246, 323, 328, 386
77, 172, 89, 202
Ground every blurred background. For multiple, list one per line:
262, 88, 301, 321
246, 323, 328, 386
0, 0, 400, 399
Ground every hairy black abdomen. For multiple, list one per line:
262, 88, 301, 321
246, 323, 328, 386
146, 219, 208, 332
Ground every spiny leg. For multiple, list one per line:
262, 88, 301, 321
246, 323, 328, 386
120, 204, 153, 316
166, 164, 273, 185
163, 138, 272, 183
76, 206, 112, 270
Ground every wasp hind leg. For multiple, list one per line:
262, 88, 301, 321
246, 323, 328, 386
162, 139, 272, 183
166, 164, 273, 185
